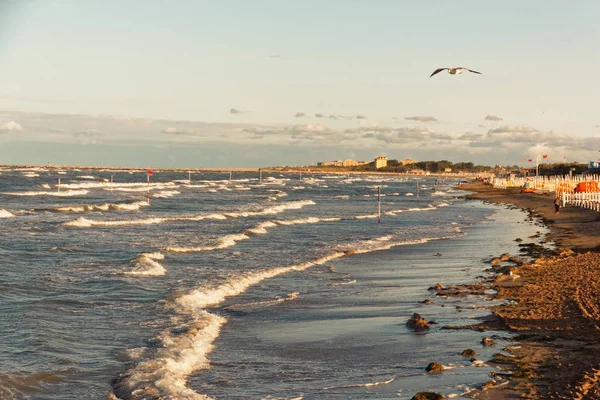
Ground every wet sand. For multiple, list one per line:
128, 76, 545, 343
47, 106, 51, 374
461, 182, 600, 399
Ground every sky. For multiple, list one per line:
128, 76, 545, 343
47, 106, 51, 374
0, 0, 599, 168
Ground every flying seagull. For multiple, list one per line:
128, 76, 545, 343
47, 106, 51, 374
429, 67, 482, 78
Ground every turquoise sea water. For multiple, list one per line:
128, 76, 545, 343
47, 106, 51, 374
0, 168, 545, 399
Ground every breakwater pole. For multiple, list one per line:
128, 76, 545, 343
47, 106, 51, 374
377, 186, 381, 224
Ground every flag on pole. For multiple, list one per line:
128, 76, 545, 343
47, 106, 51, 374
528, 159, 532, 162
542, 154, 548, 159
147, 169, 153, 175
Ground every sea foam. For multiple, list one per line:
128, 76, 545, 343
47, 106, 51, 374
2, 190, 89, 197
0, 209, 15, 218
126, 253, 166, 276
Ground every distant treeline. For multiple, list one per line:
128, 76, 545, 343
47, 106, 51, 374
523, 162, 590, 176
349, 159, 491, 173
307, 160, 593, 176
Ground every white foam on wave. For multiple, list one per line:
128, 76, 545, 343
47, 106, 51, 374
0, 209, 15, 218
153, 190, 180, 198
113, 310, 225, 400
167, 216, 341, 253
115, 253, 343, 399
126, 253, 166, 276
55, 200, 149, 213
245, 221, 278, 235
177, 252, 345, 310
276, 216, 341, 225
64, 216, 165, 227
21, 172, 39, 177
166, 233, 250, 253
225, 291, 300, 310
76, 175, 95, 179
62, 181, 176, 190
93, 200, 314, 228
323, 378, 394, 390
3, 189, 89, 197
384, 205, 437, 216
355, 213, 379, 219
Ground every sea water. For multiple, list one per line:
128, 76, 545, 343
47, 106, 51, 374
0, 168, 546, 399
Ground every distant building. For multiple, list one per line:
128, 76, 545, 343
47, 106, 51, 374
375, 156, 387, 169
318, 159, 366, 167
342, 159, 366, 167
401, 158, 418, 166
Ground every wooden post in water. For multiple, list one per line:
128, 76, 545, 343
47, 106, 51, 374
299, 168, 302, 181
57, 178, 61, 192
229, 170, 232, 183
259, 168, 262, 183
146, 172, 150, 205
188, 171, 191, 186
416, 182, 420, 201
377, 186, 381, 224
110, 175, 113, 192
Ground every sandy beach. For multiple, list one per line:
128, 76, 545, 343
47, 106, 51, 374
461, 182, 600, 399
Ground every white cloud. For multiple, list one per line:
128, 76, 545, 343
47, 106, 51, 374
458, 132, 484, 141
243, 126, 286, 139
405, 116, 438, 122
230, 108, 245, 114
294, 112, 307, 118
356, 115, 367, 119
290, 124, 338, 142
162, 127, 196, 135
0, 120, 23, 132
485, 115, 503, 121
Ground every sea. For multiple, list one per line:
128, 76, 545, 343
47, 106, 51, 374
0, 167, 547, 400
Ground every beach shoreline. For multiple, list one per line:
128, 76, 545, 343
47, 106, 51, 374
459, 181, 600, 399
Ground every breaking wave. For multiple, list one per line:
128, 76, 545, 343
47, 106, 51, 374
55, 200, 149, 213
2, 190, 89, 197
125, 253, 166, 276
64, 200, 316, 228
0, 209, 15, 218
166, 216, 341, 253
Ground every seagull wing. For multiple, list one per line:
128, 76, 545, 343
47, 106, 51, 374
466, 68, 482, 75
429, 68, 448, 78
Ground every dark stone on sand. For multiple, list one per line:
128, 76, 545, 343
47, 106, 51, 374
434, 252, 442, 257
425, 362, 444, 372
492, 353, 515, 363
508, 256, 524, 265
481, 337, 496, 347
406, 313, 430, 332
482, 380, 499, 389
500, 253, 511, 261
411, 393, 445, 400
344, 249, 356, 255
428, 283, 443, 291
422, 299, 432, 304
515, 237, 523, 242
490, 257, 502, 264
461, 349, 476, 357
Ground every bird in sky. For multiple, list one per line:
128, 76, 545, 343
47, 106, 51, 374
429, 67, 482, 78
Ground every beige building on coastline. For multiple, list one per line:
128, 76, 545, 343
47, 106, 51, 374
375, 156, 387, 169
317, 159, 367, 167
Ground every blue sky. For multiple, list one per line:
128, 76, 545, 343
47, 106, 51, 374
0, 1, 599, 168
